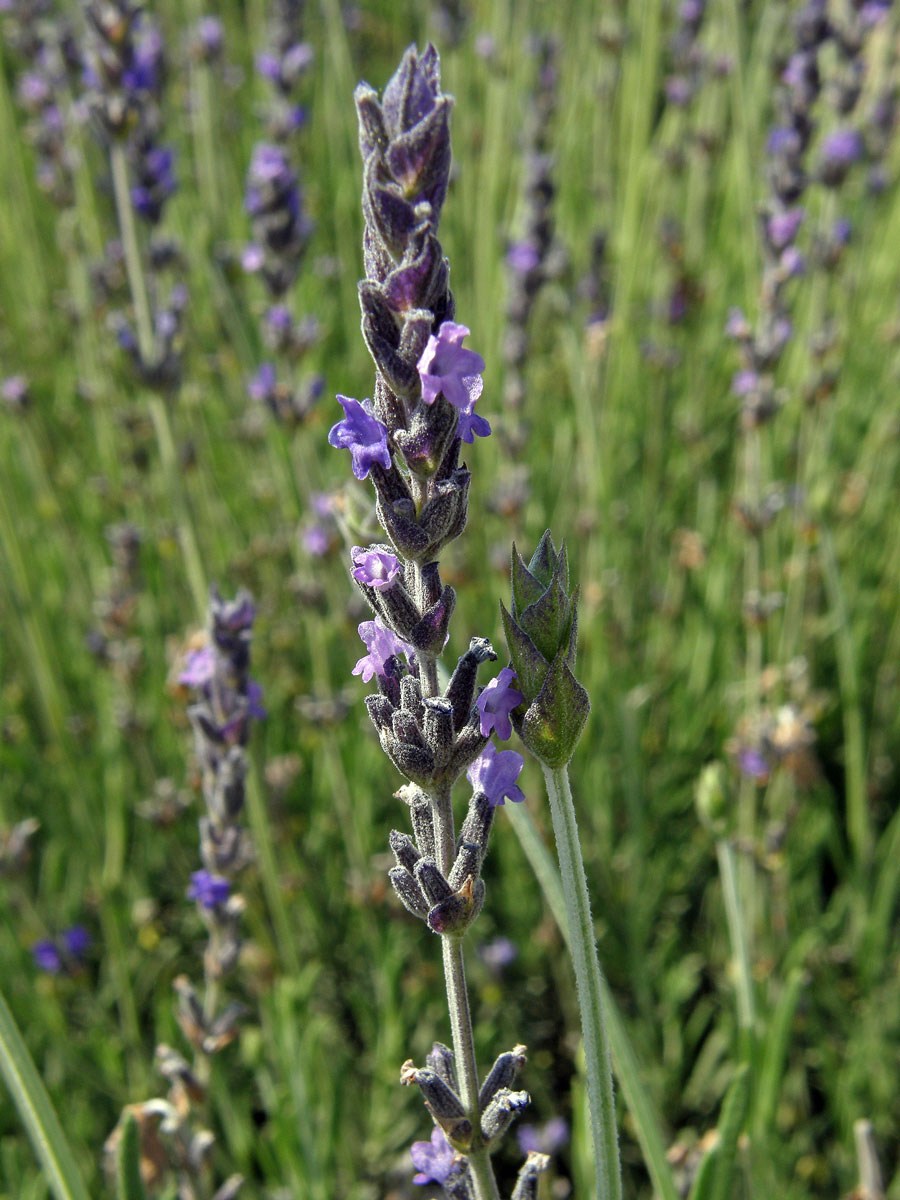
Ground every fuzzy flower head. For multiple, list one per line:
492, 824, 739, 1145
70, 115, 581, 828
466, 742, 525, 806
351, 546, 401, 590
476, 668, 523, 740
352, 618, 412, 683
328, 395, 391, 480
410, 1125, 456, 1186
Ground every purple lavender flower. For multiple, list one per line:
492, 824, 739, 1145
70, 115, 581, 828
767, 208, 804, 250
506, 241, 540, 274
179, 646, 215, 688
738, 747, 770, 780
328, 396, 391, 480
724, 308, 750, 340
478, 936, 518, 969
820, 128, 864, 185
32, 940, 62, 973
192, 16, 224, 60
410, 1125, 456, 1186
352, 619, 412, 683
131, 144, 176, 224
1, 374, 30, 411
833, 218, 852, 245
351, 546, 401, 590
664, 75, 693, 106
477, 669, 523, 740
244, 142, 311, 296
779, 246, 806, 277
418, 322, 486, 410
517, 1116, 570, 1155
303, 525, 330, 556
732, 369, 760, 397
766, 126, 801, 157
247, 362, 279, 406
187, 869, 231, 910
466, 743, 526, 806
62, 925, 91, 957
242, 244, 265, 273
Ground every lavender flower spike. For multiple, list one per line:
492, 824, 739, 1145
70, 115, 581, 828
351, 546, 401, 590
467, 743, 526, 806
477, 668, 523, 740
328, 395, 391, 479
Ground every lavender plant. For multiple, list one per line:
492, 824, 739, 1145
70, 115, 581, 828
242, 0, 321, 427
82, 0, 206, 612
107, 588, 262, 1200
329, 44, 549, 1200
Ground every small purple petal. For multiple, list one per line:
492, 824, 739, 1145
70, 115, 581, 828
179, 647, 215, 688
466, 742, 526, 806
476, 668, 523, 740
187, 870, 231, 909
410, 1126, 455, 1186
352, 619, 412, 683
351, 546, 401, 590
328, 396, 391, 480
32, 940, 62, 973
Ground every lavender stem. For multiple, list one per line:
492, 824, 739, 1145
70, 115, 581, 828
109, 141, 155, 362
432, 782, 500, 1200
541, 763, 621, 1200
110, 141, 207, 614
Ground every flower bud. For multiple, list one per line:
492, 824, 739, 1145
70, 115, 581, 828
480, 1087, 530, 1143
695, 761, 733, 837
501, 531, 590, 767
512, 1152, 551, 1200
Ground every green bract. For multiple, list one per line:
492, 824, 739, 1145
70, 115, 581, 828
500, 530, 590, 768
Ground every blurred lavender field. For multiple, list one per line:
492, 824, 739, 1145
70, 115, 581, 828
2, 0, 900, 1197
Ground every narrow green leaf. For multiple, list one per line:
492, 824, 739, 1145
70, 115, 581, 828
0, 987, 92, 1200
689, 1065, 750, 1200
504, 802, 680, 1200
117, 1112, 148, 1200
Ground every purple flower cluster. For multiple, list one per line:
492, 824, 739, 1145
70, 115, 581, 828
243, 143, 312, 299
180, 588, 263, 885
503, 35, 563, 413
32, 925, 91, 974
82, 2, 166, 144
255, 0, 314, 141
4, 14, 79, 208
247, 360, 324, 425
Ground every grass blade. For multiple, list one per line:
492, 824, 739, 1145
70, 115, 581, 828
0, 987, 92, 1200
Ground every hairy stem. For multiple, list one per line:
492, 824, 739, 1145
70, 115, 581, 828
431, 784, 499, 1200
541, 763, 622, 1200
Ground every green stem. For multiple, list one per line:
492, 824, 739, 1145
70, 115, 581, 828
541, 763, 622, 1200
109, 142, 155, 363
505, 802, 680, 1200
716, 838, 756, 1035
431, 785, 499, 1200
109, 143, 207, 614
